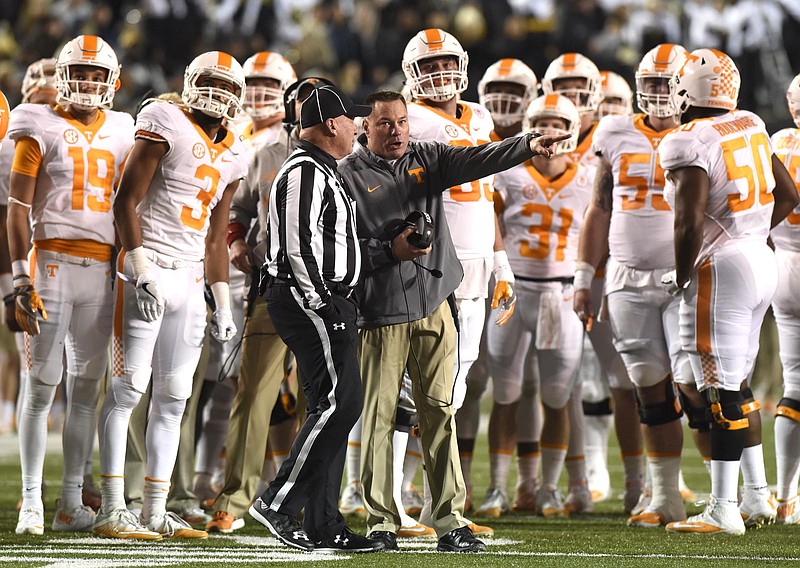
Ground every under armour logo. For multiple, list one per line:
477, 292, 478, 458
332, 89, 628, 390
293, 530, 309, 541
334, 535, 349, 545
332, 323, 345, 330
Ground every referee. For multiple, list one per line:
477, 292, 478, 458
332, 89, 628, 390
248, 84, 382, 553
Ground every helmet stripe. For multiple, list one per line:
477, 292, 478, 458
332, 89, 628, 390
544, 93, 560, 109
81, 35, 99, 60
562, 53, 577, 69
423, 28, 444, 51
653, 44, 675, 72
217, 52, 233, 70
497, 59, 515, 77
253, 51, 271, 71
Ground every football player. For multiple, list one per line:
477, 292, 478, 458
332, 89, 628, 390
772, 72, 800, 526
401, 28, 513, 536
194, 50, 295, 514
9, 36, 135, 535
469, 58, 543, 517
597, 71, 634, 120
93, 51, 248, 540
488, 94, 591, 517
574, 44, 692, 528
660, 49, 797, 535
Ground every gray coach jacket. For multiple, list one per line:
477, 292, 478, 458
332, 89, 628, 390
338, 132, 536, 329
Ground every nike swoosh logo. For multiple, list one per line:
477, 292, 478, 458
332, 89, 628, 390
196, 276, 203, 283
97, 134, 111, 140
221, 157, 232, 163
367, 185, 381, 193
141, 283, 158, 300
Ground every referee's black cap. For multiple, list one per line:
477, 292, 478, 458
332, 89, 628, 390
300, 85, 371, 128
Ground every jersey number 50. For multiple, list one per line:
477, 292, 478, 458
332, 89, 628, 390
722, 132, 774, 213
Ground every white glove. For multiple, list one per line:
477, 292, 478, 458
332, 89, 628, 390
661, 270, 690, 297
212, 308, 237, 342
135, 272, 164, 322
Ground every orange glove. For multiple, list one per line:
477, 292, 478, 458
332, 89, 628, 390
491, 280, 516, 326
15, 285, 48, 335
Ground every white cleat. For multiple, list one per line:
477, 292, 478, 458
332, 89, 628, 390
565, 484, 594, 515
52, 504, 96, 532
739, 487, 777, 529
93, 507, 162, 540
535, 485, 567, 517
666, 496, 745, 536
143, 511, 208, 539
587, 463, 611, 502
777, 495, 800, 525
16, 508, 44, 535
474, 487, 510, 518
623, 480, 644, 514
512, 479, 539, 512
339, 481, 366, 517
678, 470, 697, 503
627, 495, 686, 528
397, 521, 436, 538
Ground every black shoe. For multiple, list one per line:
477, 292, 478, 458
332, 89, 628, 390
436, 526, 486, 553
367, 530, 398, 551
248, 498, 313, 552
315, 526, 386, 553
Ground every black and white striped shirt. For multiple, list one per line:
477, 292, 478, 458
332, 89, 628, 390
266, 140, 361, 311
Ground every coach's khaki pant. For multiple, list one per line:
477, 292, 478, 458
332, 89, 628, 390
213, 300, 287, 516
359, 300, 467, 537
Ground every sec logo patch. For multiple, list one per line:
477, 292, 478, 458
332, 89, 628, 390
445, 125, 458, 138
193, 143, 206, 159
63, 129, 79, 144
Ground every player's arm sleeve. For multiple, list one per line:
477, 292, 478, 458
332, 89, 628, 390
10, 137, 42, 178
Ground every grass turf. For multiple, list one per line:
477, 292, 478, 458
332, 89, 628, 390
1, 418, 797, 567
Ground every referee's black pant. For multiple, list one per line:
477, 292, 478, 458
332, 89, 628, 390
259, 283, 362, 541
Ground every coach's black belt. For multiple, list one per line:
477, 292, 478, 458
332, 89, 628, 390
266, 275, 353, 298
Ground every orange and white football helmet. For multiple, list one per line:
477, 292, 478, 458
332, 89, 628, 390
22, 58, 57, 103
597, 71, 633, 118
477, 58, 539, 127
541, 53, 602, 113
523, 94, 580, 155
183, 51, 246, 120
787, 73, 800, 128
402, 28, 468, 102
635, 43, 686, 118
0, 89, 9, 142
242, 51, 296, 120
55, 35, 120, 110
670, 48, 740, 120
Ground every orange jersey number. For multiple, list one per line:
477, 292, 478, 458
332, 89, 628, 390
723, 132, 774, 213
181, 164, 220, 230
519, 203, 574, 261
67, 146, 116, 212
447, 139, 493, 202
618, 152, 670, 211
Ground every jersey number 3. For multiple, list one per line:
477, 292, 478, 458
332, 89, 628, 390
181, 164, 220, 230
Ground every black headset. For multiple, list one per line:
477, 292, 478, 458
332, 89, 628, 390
283, 76, 335, 125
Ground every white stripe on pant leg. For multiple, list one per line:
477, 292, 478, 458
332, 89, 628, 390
270, 288, 341, 510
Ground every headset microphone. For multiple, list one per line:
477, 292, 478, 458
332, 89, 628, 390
413, 260, 442, 278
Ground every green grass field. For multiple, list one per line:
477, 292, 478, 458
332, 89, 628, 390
0, 416, 798, 567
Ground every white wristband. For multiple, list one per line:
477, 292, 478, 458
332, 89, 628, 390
573, 260, 596, 291
12, 259, 31, 286
210, 281, 231, 312
0, 274, 12, 298
127, 247, 150, 279
492, 250, 515, 283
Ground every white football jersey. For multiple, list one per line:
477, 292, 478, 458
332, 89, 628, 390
770, 127, 800, 252
495, 160, 593, 279
134, 101, 249, 261
593, 114, 676, 269
7, 103, 134, 245
407, 100, 495, 260
660, 110, 775, 263
238, 118, 283, 155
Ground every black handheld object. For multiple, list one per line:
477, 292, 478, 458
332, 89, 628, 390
403, 210, 434, 249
